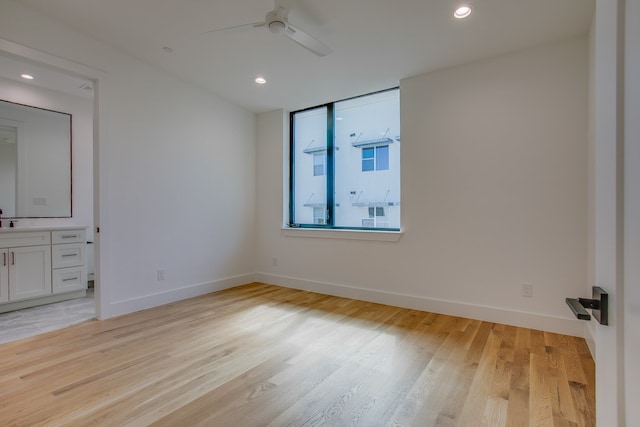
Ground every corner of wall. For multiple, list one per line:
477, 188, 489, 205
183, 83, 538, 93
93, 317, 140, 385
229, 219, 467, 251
102, 273, 258, 319
584, 321, 596, 360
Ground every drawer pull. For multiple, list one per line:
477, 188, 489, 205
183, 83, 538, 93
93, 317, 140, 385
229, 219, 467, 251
2, 252, 5, 266
62, 277, 79, 282
61, 254, 77, 258
60, 234, 79, 239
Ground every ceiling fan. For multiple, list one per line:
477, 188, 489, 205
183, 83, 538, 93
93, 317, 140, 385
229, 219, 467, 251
203, 0, 331, 57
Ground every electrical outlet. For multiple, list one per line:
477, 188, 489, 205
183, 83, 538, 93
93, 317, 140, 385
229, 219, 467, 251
157, 269, 166, 281
522, 283, 533, 298
272, 257, 278, 267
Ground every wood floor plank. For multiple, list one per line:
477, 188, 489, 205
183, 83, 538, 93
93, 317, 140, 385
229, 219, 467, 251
505, 326, 531, 425
456, 327, 504, 426
530, 352, 556, 426
0, 283, 595, 426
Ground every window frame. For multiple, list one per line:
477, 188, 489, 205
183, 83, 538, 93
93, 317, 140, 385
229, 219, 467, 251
288, 87, 400, 232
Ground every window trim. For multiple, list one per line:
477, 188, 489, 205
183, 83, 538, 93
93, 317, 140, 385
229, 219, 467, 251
281, 227, 403, 242
289, 87, 400, 232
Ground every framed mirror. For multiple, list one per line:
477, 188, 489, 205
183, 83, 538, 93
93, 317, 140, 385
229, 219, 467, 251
0, 99, 71, 218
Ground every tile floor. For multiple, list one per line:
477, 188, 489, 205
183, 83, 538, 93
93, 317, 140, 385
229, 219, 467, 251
0, 289, 95, 344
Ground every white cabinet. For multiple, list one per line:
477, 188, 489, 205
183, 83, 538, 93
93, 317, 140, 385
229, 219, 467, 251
0, 227, 87, 310
51, 229, 86, 294
8, 245, 52, 301
0, 231, 52, 302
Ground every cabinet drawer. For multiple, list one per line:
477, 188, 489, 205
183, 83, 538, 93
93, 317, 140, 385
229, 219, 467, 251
52, 243, 86, 269
52, 229, 86, 245
0, 231, 50, 248
53, 266, 86, 293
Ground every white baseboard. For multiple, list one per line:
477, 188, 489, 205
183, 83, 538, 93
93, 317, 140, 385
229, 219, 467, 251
102, 273, 257, 319
256, 273, 586, 337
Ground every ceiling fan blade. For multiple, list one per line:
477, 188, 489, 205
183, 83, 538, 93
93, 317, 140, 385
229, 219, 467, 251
201, 21, 265, 36
284, 24, 331, 57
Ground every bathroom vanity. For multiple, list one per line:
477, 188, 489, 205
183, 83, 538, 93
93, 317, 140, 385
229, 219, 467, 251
0, 227, 87, 313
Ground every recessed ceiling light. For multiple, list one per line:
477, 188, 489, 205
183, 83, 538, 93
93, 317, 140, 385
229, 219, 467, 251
454, 5, 472, 19
254, 77, 267, 85
21, 74, 34, 80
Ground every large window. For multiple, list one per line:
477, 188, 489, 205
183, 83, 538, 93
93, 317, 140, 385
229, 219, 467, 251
290, 88, 400, 230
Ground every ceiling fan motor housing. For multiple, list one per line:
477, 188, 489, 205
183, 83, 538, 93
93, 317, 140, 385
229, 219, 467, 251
265, 8, 289, 34
268, 20, 287, 34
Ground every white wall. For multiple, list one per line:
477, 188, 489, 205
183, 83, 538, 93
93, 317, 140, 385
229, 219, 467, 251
0, 77, 92, 230
256, 37, 589, 336
401, 36, 588, 331
0, 0, 256, 317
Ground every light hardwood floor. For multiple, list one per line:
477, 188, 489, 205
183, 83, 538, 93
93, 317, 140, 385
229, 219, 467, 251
0, 283, 595, 426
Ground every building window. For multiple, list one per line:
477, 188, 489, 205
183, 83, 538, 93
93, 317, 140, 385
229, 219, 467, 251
369, 207, 385, 217
290, 88, 400, 230
313, 153, 325, 176
362, 145, 389, 171
362, 207, 388, 228
313, 207, 326, 224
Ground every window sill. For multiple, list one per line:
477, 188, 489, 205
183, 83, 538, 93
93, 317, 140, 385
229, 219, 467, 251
281, 227, 403, 242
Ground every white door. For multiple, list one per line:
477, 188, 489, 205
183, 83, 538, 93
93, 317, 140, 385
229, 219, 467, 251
593, 0, 639, 424
623, 0, 640, 421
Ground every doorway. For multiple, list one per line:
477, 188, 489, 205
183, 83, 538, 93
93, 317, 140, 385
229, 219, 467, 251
0, 40, 101, 342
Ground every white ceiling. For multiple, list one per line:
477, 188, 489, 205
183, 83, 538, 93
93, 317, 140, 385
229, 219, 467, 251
14, 0, 594, 113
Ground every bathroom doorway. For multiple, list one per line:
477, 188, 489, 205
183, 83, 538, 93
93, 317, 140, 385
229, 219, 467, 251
0, 41, 101, 343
